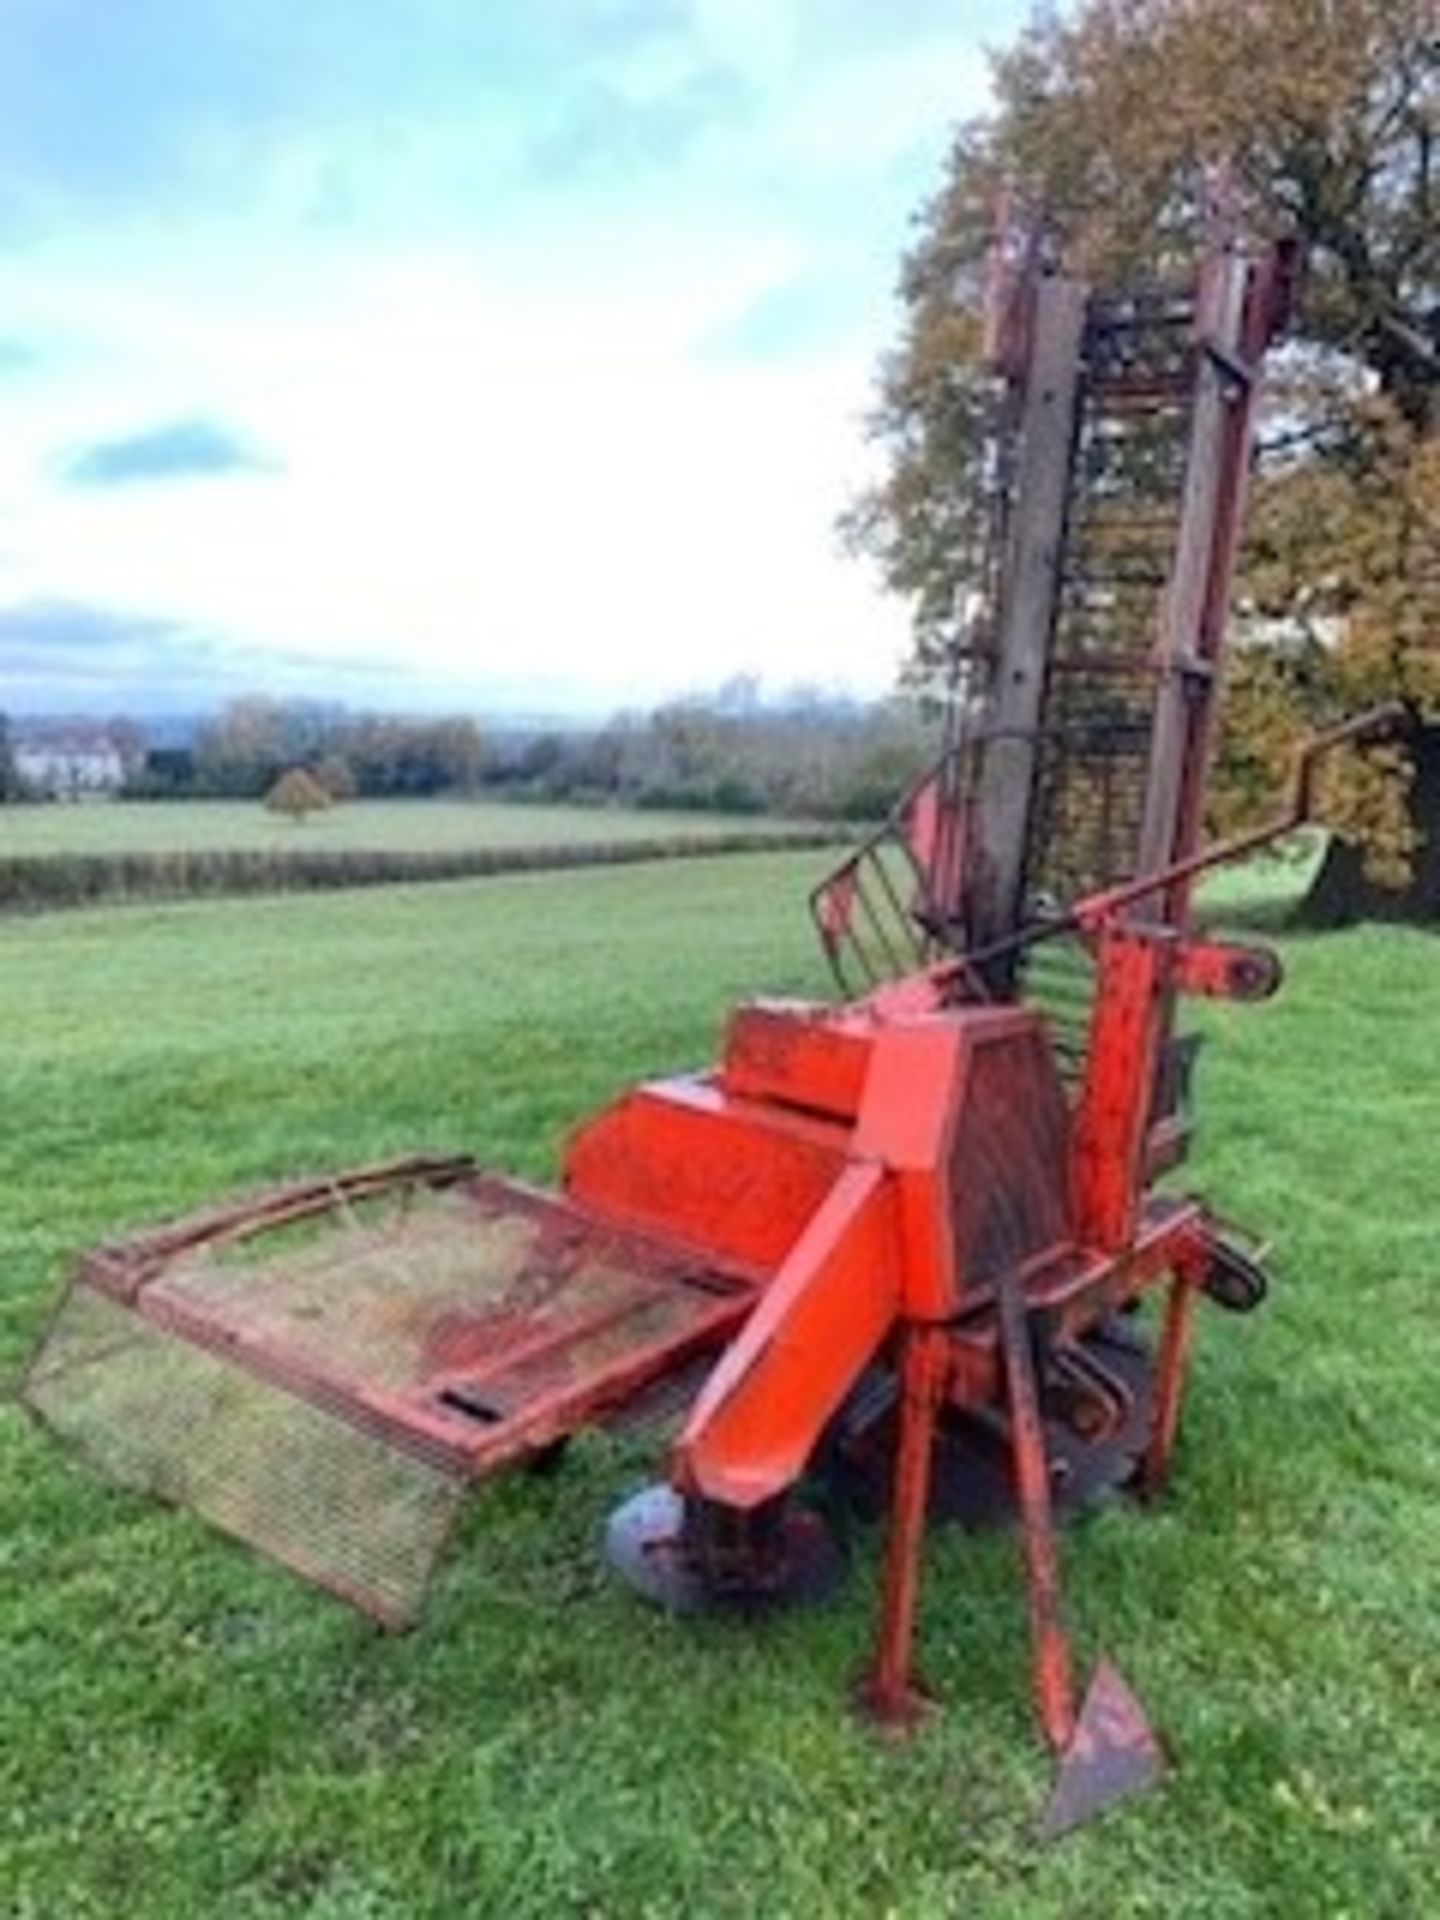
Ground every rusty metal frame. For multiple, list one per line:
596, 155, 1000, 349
60, 1159, 760, 1482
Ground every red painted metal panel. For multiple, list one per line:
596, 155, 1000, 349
674, 1160, 899, 1509
563, 1076, 848, 1276
719, 999, 872, 1120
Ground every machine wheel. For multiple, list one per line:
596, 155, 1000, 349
1202, 1234, 1271, 1313
604, 1484, 847, 1615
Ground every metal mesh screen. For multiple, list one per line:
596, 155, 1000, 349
1029, 291, 1196, 907
22, 1279, 467, 1627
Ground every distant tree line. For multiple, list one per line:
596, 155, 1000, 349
126, 698, 485, 801
118, 687, 942, 822
5, 685, 942, 824
485, 682, 940, 820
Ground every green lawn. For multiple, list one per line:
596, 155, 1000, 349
0, 796, 783, 859
1, 852, 1436, 1916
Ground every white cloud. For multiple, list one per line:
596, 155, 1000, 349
6, 255, 909, 702
0, 2, 1010, 714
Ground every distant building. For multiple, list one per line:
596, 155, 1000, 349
14, 723, 129, 799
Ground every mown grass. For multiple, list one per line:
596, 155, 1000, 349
1, 852, 1436, 1917
0, 798, 780, 860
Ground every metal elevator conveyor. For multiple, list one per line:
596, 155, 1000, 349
810, 239, 1281, 1114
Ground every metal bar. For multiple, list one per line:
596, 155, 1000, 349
853, 862, 909, 979
1140, 1268, 1199, 1495
868, 845, 930, 968
458, 1291, 757, 1475
996, 1269, 1076, 1753
1135, 241, 1253, 885
857, 1325, 949, 1729
1071, 929, 1167, 1252
970, 276, 1091, 954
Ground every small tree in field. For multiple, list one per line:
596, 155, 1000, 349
264, 766, 331, 824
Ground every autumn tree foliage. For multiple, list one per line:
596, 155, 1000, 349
264, 765, 332, 824
850, 0, 1438, 921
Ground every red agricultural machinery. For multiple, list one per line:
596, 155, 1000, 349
22, 217, 1401, 1836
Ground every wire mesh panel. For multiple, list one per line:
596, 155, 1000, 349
24, 1279, 467, 1626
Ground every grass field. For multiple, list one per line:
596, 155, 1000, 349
0, 796, 782, 859
1, 851, 1436, 1916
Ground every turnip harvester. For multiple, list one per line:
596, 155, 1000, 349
22, 225, 1401, 1836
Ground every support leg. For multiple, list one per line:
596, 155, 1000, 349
1140, 1267, 1198, 1497
856, 1324, 947, 1731
995, 1273, 1075, 1754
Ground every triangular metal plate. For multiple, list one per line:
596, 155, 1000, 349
1039, 1658, 1165, 1841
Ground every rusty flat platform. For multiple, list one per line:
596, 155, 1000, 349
83, 1159, 758, 1472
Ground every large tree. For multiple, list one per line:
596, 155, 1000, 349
851, 0, 1438, 922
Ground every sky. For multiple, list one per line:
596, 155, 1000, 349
0, 1, 1023, 719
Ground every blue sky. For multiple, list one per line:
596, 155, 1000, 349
0, 2, 1022, 716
